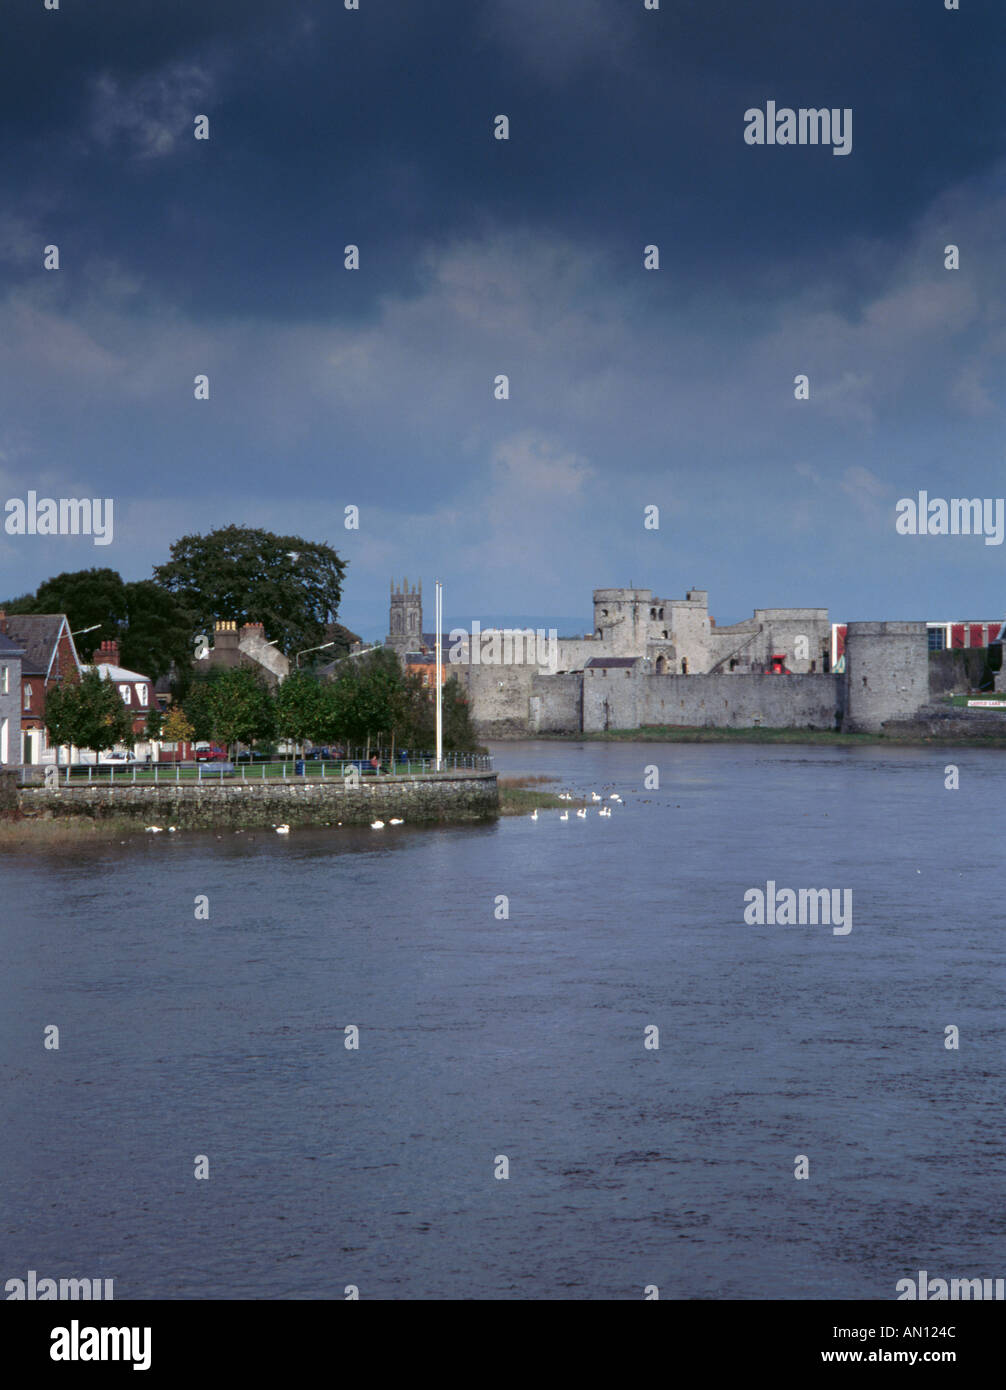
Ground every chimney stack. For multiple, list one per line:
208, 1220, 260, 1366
213, 620, 240, 651
92, 638, 120, 667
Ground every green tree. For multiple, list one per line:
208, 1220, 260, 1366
2, 567, 192, 681
274, 670, 327, 754
442, 675, 479, 752
154, 525, 347, 658
178, 678, 215, 743
184, 667, 275, 757
45, 668, 135, 758
144, 706, 164, 741
333, 648, 402, 755
3, 567, 125, 639
324, 621, 363, 660
119, 580, 193, 681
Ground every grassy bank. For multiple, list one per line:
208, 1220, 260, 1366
497, 774, 589, 815
538, 725, 1006, 747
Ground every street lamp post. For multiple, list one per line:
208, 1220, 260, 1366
295, 641, 336, 669
435, 581, 443, 772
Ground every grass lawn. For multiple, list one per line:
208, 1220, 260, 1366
60, 760, 440, 784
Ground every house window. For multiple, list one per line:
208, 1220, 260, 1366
0, 665, 7, 695
23, 683, 32, 711
119, 684, 131, 704
927, 628, 946, 651
137, 684, 148, 705
681, 659, 688, 674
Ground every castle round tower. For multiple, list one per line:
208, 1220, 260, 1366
843, 621, 928, 733
593, 588, 653, 656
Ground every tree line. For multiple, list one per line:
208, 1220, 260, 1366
45, 648, 480, 760
3, 524, 358, 688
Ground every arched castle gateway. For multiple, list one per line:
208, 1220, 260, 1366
383, 580, 935, 737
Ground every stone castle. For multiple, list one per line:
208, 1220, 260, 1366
384, 580, 972, 739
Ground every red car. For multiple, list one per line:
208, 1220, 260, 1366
194, 745, 228, 762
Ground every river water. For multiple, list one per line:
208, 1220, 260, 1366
3, 740, 1004, 1300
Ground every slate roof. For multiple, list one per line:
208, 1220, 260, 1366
0, 631, 25, 658
585, 656, 639, 668
2, 615, 76, 677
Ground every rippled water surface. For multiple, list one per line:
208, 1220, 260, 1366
3, 740, 1004, 1299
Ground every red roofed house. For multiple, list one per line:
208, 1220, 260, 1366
0, 611, 82, 765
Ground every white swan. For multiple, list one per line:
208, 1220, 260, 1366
530, 809, 538, 820
560, 810, 569, 821
389, 818, 404, 825
371, 820, 385, 829
275, 824, 290, 835
144, 826, 163, 833
576, 807, 587, 818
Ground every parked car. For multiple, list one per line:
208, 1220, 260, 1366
98, 751, 141, 764
305, 747, 332, 759
236, 750, 273, 762
195, 745, 228, 762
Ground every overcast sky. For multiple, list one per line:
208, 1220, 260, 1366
1, 1, 1004, 639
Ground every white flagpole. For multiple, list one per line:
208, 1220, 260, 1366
435, 581, 443, 771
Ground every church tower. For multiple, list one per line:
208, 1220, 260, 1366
387, 578, 423, 656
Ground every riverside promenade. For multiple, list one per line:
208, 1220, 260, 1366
11, 760, 498, 829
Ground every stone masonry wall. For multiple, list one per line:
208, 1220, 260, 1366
639, 672, 841, 730
19, 771, 498, 830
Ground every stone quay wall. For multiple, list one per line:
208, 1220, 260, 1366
17, 771, 498, 829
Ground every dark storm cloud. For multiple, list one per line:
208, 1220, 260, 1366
1, 1, 1004, 634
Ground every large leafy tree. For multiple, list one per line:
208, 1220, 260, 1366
442, 675, 479, 752
326, 648, 402, 754
183, 667, 275, 756
45, 668, 135, 756
2, 567, 192, 680
119, 579, 193, 682
321, 650, 481, 755
274, 670, 327, 752
154, 525, 347, 657
3, 567, 125, 636
324, 621, 363, 660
